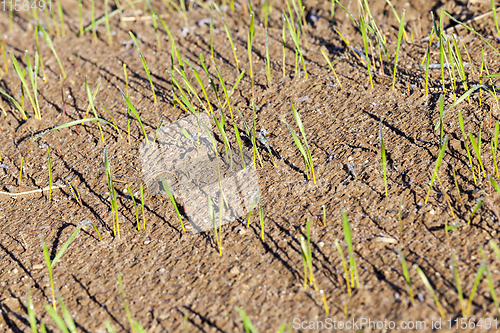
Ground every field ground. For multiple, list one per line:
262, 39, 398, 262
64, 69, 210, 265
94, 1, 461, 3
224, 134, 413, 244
1, 0, 500, 332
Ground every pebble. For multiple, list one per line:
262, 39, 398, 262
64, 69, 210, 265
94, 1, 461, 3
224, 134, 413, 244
429, 209, 435, 215
32, 264, 44, 270
318, 241, 325, 248
12, 268, 18, 274
230, 266, 240, 275
144, 240, 151, 245
158, 268, 165, 273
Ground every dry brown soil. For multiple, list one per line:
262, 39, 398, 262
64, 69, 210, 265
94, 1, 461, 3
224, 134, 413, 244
1, 0, 500, 332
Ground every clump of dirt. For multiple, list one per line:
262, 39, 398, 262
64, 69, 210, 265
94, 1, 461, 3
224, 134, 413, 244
1, 0, 500, 332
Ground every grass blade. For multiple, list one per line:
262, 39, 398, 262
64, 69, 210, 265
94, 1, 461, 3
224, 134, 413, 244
341, 210, 359, 288
380, 119, 387, 196
117, 274, 135, 333
415, 265, 445, 318
425, 136, 448, 204
38, 24, 66, 78
398, 250, 414, 303
160, 177, 185, 232
468, 197, 484, 225
392, 10, 405, 89
466, 262, 486, 317
129, 31, 156, 103
117, 86, 149, 144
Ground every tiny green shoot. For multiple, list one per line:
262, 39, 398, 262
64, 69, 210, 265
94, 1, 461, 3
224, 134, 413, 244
415, 264, 445, 318
392, 10, 405, 89
468, 197, 484, 225
129, 31, 157, 103
424, 136, 448, 204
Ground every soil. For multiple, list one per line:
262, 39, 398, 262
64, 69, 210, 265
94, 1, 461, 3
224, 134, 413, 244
1, 0, 500, 332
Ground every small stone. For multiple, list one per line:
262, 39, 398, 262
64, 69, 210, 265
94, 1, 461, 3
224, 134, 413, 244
32, 264, 44, 270
229, 266, 240, 275
12, 268, 18, 274
144, 240, 151, 245
318, 241, 325, 248
158, 268, 165, 273
238, 228, 246, 235
429, 209, 435, 215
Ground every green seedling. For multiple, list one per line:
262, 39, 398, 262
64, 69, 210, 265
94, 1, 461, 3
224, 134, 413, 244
210, 7, 214, 59
1, 39, 7, 74
43, 5, 54, 35
57, 1, 65, 36
118, 86, 149, 144
27, 286, 39, 333
452, 34, 470, 104
140, 184, 145, 230
398, 250, 414, 303
424, 27, 434, 96
469, 122, 486, 178
235, 306, 258, 333
490, 239, 500, 262
151, 8, 161, 50
51, 3, 60, 38
415, 265, 445, 317
282, 18, 286, 77
208, 196, 220, 255
493, 0, 500, 39
321, 48, 341, 88
237, 106, 263, 168
335, 239, 351, 295
83, 77, 102, 119
184, 60, 213, 114
492, 122, 499, 177
379, 119, 388, 196
47, 147, 52, 203
0, 87, 27, 120
451, 252, 466, 317
265, 28, 271, 83
299, 220, 329, 313
39, 24, 66, 78
212, 59, 239, 118
452, 166, 464, 209
105, 0, 112, 45
104, 146, 120, 238
118, 274, 136, 333
258, 130, 277, 167
78, 0, 83, 36
234, 125, 246, 169
41, 220, 100, 313
129, 32, 156, 103
101, 104, 122, 138
85, 76, 106, 144
322, 205, 326, 226
358, 15, 372, 88
392, 10, 405, 90
32, 118, 112, 142
490, 176, 500, 199
284, 14, 307, 78
398, 196, 403, 236
153, 115, 165, 145
342, 210, 359, 288
281, 105, 315, 182
199, 54, 222, 109
259, 196, 265, 241
438, 95, 444, 147
40, 234, 56, 310
458, 111, 476, 184
468, 197, 483, 225
9, 51, 38, 119
466, 262, 486, 317
424, 136, 448, 204
248, 11, 255, 87
160, 177, 185, 232
214, 4, 239, 71
68, 182, 83, 207
18, 157, 23, 186
91, 0, 97, 40
246, 191, 259, 227
8, 4, 13, 30
479, 247, 500, 316
445, 11, 500, 58
126, 185, 140, 231
26, 51, 41, 119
